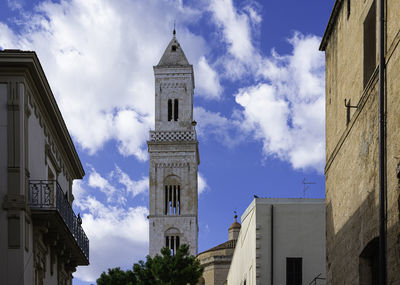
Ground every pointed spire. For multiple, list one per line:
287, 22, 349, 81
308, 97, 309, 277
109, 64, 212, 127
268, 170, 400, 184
156, 26, 190, 67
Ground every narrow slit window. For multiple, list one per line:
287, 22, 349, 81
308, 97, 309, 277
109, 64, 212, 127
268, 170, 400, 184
171, 236, 175, 254
173, 186, 177, 214
176, 236, 180, 250
168, 99, 172, 121
363, 1, 376, 88
178, 186, 181, 215
169, 186, 172, 214
174, 99, 178, 121
165, 236, 169, 248
165, 186, 168, 215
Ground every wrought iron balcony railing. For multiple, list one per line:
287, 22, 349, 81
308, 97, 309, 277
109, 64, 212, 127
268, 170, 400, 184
29, 180, 89, 260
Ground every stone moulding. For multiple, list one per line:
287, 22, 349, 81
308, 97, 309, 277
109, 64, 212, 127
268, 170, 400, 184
149, 130, 197, 142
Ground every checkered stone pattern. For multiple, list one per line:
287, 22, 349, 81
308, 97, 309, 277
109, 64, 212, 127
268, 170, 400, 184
150, 130, 196, 142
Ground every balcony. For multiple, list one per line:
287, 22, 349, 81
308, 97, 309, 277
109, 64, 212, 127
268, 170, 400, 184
29, 180, 89, 265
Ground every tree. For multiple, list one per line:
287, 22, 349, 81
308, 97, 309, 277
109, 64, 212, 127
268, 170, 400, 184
97, 244, 204, 285
97, 267, 136, 285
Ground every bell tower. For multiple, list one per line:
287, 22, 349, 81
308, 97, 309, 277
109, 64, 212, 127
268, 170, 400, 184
147, 31, 199, 256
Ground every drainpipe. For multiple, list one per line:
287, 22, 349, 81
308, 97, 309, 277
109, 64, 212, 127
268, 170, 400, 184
271, 205, 274, 285
378, 0, 387, 283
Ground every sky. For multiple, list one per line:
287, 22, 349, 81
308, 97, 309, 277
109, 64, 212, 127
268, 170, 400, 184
0, 0, 334, 283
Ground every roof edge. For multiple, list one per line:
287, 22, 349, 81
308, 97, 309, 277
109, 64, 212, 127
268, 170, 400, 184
319, 0, 343, 51
0, 50, 85, 179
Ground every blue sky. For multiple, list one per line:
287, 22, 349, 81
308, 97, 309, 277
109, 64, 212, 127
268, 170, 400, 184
0, 0, 334, 283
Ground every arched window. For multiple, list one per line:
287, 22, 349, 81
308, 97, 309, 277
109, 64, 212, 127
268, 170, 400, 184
168, 99, 172, 121
174, 99, 179, 121
165, 227, 180, 255
164, 176, 181, 215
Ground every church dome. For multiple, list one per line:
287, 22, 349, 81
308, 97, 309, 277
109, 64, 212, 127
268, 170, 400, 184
229, 221, 241, 230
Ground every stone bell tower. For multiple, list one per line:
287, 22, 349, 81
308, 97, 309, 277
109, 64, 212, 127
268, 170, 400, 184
147, 30, 199, 256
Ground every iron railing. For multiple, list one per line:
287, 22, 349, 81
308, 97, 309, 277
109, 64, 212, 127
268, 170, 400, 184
29, 180, 89, 260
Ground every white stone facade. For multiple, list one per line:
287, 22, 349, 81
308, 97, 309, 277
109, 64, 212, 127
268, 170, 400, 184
148, 35, 199, 257
227, 198, 326, 285
0, 50, 88, 285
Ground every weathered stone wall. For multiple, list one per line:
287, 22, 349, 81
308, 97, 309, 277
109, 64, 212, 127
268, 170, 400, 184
148, 58, 199, 257
324, 0, 400, 283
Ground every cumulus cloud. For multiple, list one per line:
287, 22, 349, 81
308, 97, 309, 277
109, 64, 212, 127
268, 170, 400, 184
0, 0, 222, 159
194, 106, 244, 147
208, 0, 262, 78
198, 172, 209, 194
87, 165, 148, 204
73, 170, 149, 282
235, 33, 325, 172
74, 195, 149, 282
195, 56, 223, 100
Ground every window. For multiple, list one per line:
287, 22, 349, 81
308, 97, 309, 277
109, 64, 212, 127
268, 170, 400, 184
165, 184, 181, 215
165, 228, 180, 255
168, 99, 172, 121
363, 1, 376, 88
359, 237, 379, 285
174, 99, 179, 121
171, 45, 177, 52
167, 99, 179, 121
286, 257, 302, 285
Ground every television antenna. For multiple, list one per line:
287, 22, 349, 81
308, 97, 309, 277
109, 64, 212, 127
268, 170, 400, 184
302, 178, 315, 198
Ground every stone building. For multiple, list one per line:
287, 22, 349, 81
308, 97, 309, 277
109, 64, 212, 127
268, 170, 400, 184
197, 216, 241, 285
226, 198, 325, 285
0, 50, 89, 284
320, 0, 400, 283
147, 31, 200, 257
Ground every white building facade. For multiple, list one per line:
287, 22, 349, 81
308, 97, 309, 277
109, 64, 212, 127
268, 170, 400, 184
227, 198, 325, 285
0, 50, 88, 284
147, 32, 199, 257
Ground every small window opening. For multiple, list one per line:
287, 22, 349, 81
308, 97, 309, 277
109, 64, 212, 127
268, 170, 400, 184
171, 45, 177, 52
363, 1, 376, 88
286, 257, 302, 285
165, 184, 181, 215
174, 99, 178, 121
168, 99, 172, 121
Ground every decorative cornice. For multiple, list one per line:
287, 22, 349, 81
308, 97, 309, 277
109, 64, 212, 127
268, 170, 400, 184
0, 51, 84, 179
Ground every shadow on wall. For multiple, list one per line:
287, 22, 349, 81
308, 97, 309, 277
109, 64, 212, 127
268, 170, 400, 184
326, 189, 400, 284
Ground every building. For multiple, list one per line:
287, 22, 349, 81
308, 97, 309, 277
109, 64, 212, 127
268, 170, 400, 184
197, 216, 241, 285
320, 0, 400, 283
147, 31, 200, 257
226, 198, 325, 285
0, 50, 89, 284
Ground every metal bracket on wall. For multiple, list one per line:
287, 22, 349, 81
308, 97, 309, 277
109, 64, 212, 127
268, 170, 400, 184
344, 99, 358, 125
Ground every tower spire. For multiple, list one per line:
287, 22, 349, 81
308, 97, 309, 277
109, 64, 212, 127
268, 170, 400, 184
173, 20, 176, 37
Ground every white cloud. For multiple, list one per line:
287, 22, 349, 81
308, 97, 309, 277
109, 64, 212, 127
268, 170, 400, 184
87, 165, 148, 204
208, 0, 262, 78
194, 106, 244, 147
74, 195, 149, 282
73, 170, 149, 282
195, 56, 223, 100
0, 0, 222, 160
235, 33, 325, 172
114, 165, 148, 198
198, 172, 209, 194
209, 0, 257, 62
